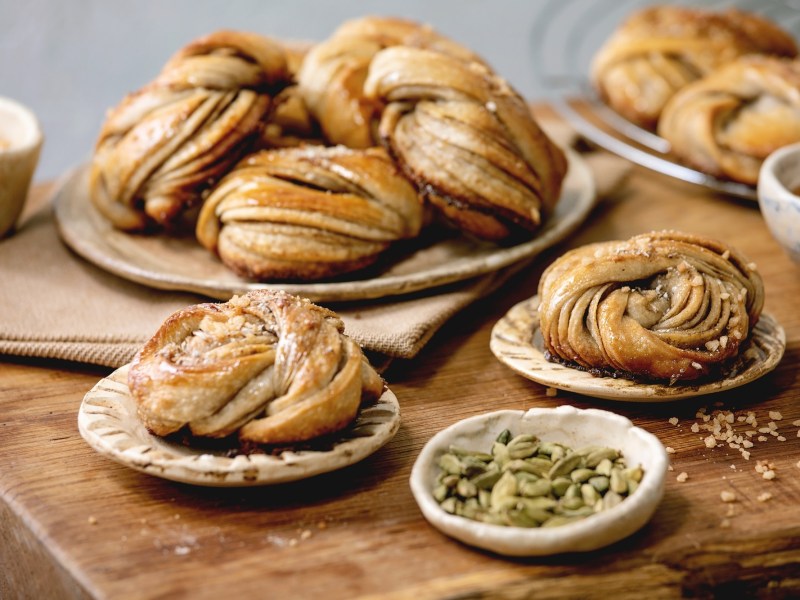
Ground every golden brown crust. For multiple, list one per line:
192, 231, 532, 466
297, 16, 485, 149
365, 47, 567, 241
658, 56, 800, 185
537, 231, 764, 382
196, 145, 423, 280
128, 290, 383, 444
90, 30, 290, 231
591, 6, 797, 129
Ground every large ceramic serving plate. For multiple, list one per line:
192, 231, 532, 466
54, 149, 595, 302
78, 364, 401, 486
490, 296, 786, 402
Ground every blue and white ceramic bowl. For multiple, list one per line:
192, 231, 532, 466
758, 143, 800, 264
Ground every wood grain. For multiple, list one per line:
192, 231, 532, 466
3, 143, 800, 598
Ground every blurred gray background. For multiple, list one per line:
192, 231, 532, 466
1, 0, 542, 181
3, 0, 799, 181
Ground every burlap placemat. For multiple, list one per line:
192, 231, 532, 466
0, 125, 628, 369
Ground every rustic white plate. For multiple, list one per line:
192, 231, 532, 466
410, 406, 668, 556
53, 149, 595, 302
78, 364, 401, 486
490, 296, 786, 401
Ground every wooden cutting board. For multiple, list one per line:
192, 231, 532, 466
2, 158, 800, 598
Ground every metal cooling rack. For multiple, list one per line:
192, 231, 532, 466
529, 0, 800, 201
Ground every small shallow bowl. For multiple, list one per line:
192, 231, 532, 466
409, 406, 668, 556
0, 96, 43, 238
758, 142, 800, 263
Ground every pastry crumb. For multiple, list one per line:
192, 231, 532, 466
720, 491, 736, 503
665, 446, 676, 454
676, 472, 689, 482
768, 411, 783, 421
763, 470, 776, 480
668, 417, 679, 426
757, 492, 773, 503
300, 529, 312, 540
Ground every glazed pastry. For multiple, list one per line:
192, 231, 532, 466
297, 16, 484, 148
364, 46, 567, 242
128, 290, 384, 444
196, 145, 423, 280
538, 231, 764, 382
90, 30, 289, 231
658, 56, 800, 185
591, 6, 797, 130
260, 40, 324, 148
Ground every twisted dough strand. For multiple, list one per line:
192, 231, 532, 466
658, 56, 800, 185
297, 16, 483, 148
591, 6, 797, 129
129, 290, 384, 444
364, 46, 567, 241
90, 30, 289, 231
538, 231, 764, 382
196, 145, 423, 280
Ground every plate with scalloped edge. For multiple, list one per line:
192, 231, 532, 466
490, 296, 786, 402
77, 364, 401, 486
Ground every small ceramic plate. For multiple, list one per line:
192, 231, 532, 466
78, 364, 401, 486
53, 149, 594, 302
409, 406, 668, 556
490, 296, 786, 401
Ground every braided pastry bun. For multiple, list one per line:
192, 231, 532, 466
658, 56, 800, 185
129, 290, 384, 444
196, 145, 423, 280
364, 46, 567, 242
90, 31, 289, 231
538, 231, 764, 382
591, 6, 797, 130
297, 16, 483, 149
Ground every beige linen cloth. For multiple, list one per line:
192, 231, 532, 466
0, 123, 628, 369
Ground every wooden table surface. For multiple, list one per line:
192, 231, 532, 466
3, 148, 800, 599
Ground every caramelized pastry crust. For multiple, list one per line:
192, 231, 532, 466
364, 46, 567, 241
90, 30, 289, 231
128, 290, 384, 444
538, 231, 764, 382
591, 6, 797, 129
196, 146, 423, 280
658, 56, 800, 185
297, 16, 483, 148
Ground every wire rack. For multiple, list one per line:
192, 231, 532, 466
529, 0, 800, 200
